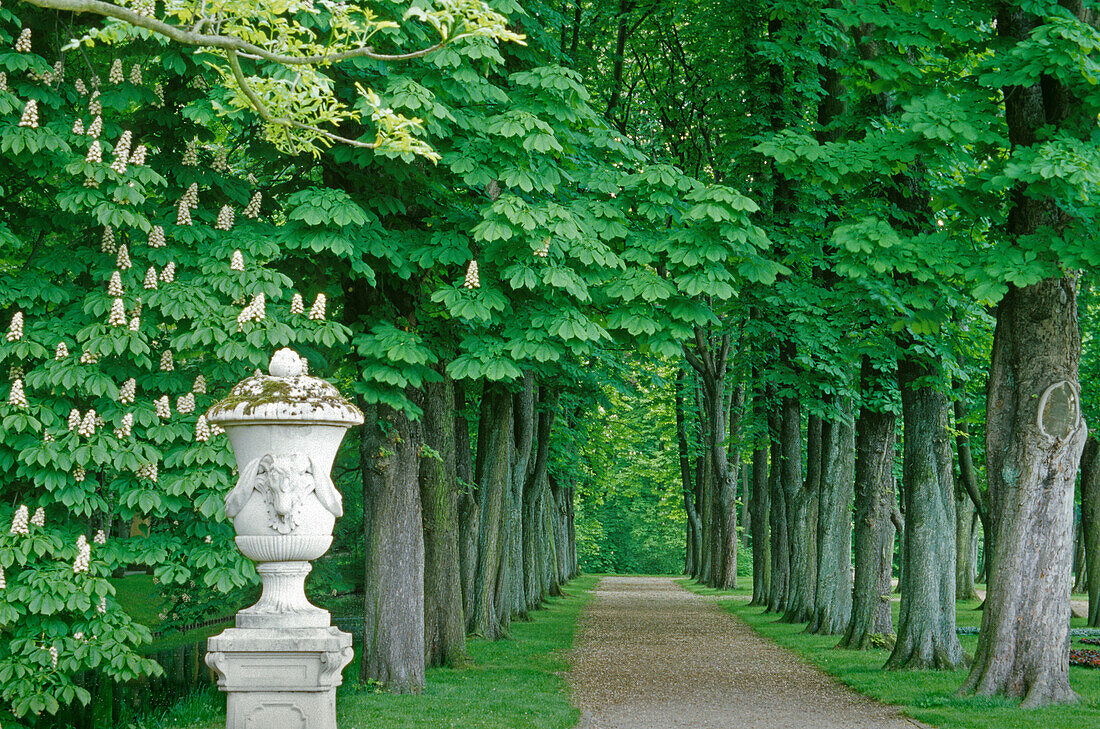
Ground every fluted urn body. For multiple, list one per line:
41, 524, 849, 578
207, 348, 363, 628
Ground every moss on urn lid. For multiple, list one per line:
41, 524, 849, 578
206, 348, 364, 426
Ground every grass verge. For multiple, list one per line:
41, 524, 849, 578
680, 578, 1100, 729
126, 574, 598, 729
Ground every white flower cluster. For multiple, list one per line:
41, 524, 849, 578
78, 410, 97, 437
464, 260, 480, 289
55, 342, 68, 359
97, 595, 107, 614
10, 505, 28, 534
143, 267, 158, 290
230, 249, 244, 271
155, 394, 170, 418
160, 350, 174, 372
114, 412, 132, 438
129, 63, 142, 85
119, 377, 136, 403
210, 422, 225, 437
87, 115, 102, 139
8, 378, 27, 407
177, 182, 199, 225
68, 409, 80, 429
18, 99, 38, 129
30, 507, 44, 527
80, 349, 98, 364
194, 414, 209, 442
309, 293, 326, 321
193, 374, 206, 394
160, 262, 175, 283
7, 311, 23, 341
75, 78, 87, 95
48, 645, 59, 669
215, 205, 234, 231
137, 461, 158, 482
108, 270, 123, 296
109, 59, 123, 84
182, 136, 199, 166
88, 90, 101, 116
86, 139, 102, 164
9, 365, 22, 380
176, 392, 195, 414
108, 297, 126, 326
154, 83, 164, 107
53, 60, 64, 83
74, 534, 90, 573
73, 465, 85, 482
243, 191, 262, 219
0, 72, 8, 92
94, 529, 106, 544
101, 226, 116, 254
14, 28, 30, 53
72, 118, 85, 135
148, 225, 165, 248
110, 130, 132, 174
43, 431, 53, 443
203, 534, 212, 544
0, 565, 5, 589
130, 144, 147, 166
291, 293, 304, 315
536, 238, 551, 257
116, 244, 131, 270
129, 314, 140, 331
237, 293, 265, 329
212, 149, 228, 173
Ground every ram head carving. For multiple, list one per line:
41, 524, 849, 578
224, 453, 343, 533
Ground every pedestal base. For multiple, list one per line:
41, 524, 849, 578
206, 627, 354, 729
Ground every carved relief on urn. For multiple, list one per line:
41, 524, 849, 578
207, 348, 363, 629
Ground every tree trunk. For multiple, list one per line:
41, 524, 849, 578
361, 402, 426, 692
455, 382, 479, 627
782, 390, 813, 624
962, 5, 1089, 707
840, 357, 896, 649
523, 389, 556, 613
420, 377, 467, 668
510, 376, 536, 620
676, 370, 702, 575
766, 394, 789, 614
1073, 515, 1086, 595
470, 384, 513, 640
956, 489, 980, 602
750, 383, 771, 606
885, 355, 966, 670
809, 398, 854, 635
1081, 437, 1100, 627
717, 385, 743, 589
954, 393, 986, 601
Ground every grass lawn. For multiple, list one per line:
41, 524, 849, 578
125, 574, 598, 729
681, 579, 1100, 729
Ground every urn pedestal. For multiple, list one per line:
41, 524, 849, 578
204, 349, 363, 729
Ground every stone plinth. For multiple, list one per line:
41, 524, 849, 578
206, 627, 354, 729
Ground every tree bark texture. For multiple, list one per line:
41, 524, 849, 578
470, 384, 513, 640
510, 376, 536, 620
766, 396, 789, 614
885, 355, 966, 670
455, 382, 479, 627
1081, 437, 1100, 627
361, 402, 426, 692
419, 378, 467, 668
750, 384, 771, 606
782, 391, 814, 624
523, 390, 556, 612
841, 357, 896, 650
809, 399, 854, 635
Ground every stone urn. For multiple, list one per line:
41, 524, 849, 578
205, 348, 362, 729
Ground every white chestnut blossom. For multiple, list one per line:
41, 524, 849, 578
309, 293, 326, 321
182, 136, 198, 166
155, 395, 170, 419
114, 412, 133, 438
10, 505, 28, 534
129, 144, 147, 166
243, 191, 262, 218
7, 311, 23, 341
8, 378, 27, 407
108, 270, 123, 297
73, 465, 85, 482
30, 507, 44, 527
212, 148, 228, 172
18, 99, 38, 128
75, 78, 87, 95
182, 182, 199, 208
55, 341, 69, 359
68, 409, 81, 430
137, 461, 158, 482
94, 529, 106, 544
108, 59, 123, 84
119, 378, 136, 404
175, 200, 192, 226
160, 262, 175, 283
8, 365, 22, 380
192, 374, 206, 394
80, 349, 98, 364
203, 535, 212, 544
87, 115, 102, 139
0, 565, 5, 589
535, 238, 551, 257
129, 315, 140, 332
129, 63, 142, 85
290, 293, 304, 315
101, 225, 115, 254
148, 225, 164, 248
215, 205, 234, 231
143, 266, 158, 290
14, 28, 30, 52
0, 72, 6, 92
194, 414, 210, 442
176, 392, 195, 414
85, 139, 102, 164
108, 297, 126, 327
464, 260, 480, 289
116, 244, 131, 270
72, 118, 85, 135
230, 249, 244, 271
88, 91, 101, 116
48, 645, 59, 669
78, 410, 97, 437
153, 83, 164, 107
237, 293, 266, 329
73, 534, 90, 573
160, 350, 174, 372
209, 422, 225, 436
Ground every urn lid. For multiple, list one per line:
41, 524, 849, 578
207, 349, 364, 426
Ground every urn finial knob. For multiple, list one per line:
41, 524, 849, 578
269, 347, 306, 378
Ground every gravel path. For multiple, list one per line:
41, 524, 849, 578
568, 575, 926, 729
